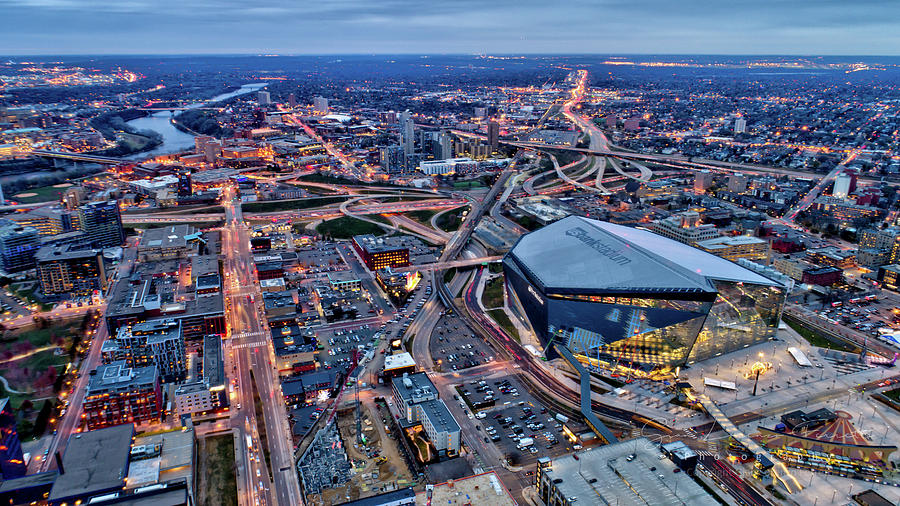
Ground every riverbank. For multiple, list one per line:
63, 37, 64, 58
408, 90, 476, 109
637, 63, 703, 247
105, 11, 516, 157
125, 82, 267, 157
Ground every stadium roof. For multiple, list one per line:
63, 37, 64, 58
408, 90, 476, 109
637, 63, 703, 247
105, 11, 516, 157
507, 216, 779, 295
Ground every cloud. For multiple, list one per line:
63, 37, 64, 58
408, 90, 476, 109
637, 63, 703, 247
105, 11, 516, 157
0, 0, 898, 54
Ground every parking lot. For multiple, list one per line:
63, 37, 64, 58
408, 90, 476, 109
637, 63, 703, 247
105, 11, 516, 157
811, 296, 900, 346
296, 241, 346, 274
318, 325, 379, 373
429, 313, 497, 373
454, 374, 582, 465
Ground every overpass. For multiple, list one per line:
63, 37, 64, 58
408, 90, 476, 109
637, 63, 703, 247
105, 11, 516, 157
698, 395, 803, 493
135, 107, 225, 112
554, 345, 619, 444
29, 150, 128, 165
121, 198, 468, 224
0, 201, 55, 211
503, 140, 885, 185
390, 256, 502, 274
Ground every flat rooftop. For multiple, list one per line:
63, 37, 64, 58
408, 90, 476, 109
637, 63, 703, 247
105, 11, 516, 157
107, 272, 224, 321
384, 352, 416, 371
327, 271, 361, 282
48, 424, 135, 503
418, 399, 460, 434
353, 234, 407, 254
203, 335, 225, 388
138, 224, 198, 251
134, 428, 194, 473
88, 361, 158, 393
416, 471, 516, 506
391, 372, 437, 404
539, 437, 718, 506
35, 243, 102, 263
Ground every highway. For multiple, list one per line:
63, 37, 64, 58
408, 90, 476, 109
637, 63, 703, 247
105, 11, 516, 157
283, 113, 370, 181
784, 150, 859, 222
121, 198, 466, 225
491, 166, 529, 235
222, 186, 302, 506
560, 70, 610, 152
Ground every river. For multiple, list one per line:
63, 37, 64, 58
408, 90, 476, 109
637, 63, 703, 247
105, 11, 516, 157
126, 82, 268, 158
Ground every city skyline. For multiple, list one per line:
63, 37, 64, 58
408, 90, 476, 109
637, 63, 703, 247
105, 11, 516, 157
2, 10, 900, 501
2, 0, 900, 55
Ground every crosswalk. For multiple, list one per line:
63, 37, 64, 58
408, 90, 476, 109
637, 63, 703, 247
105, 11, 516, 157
232, 340, 268, 349
231, 331, 268, 340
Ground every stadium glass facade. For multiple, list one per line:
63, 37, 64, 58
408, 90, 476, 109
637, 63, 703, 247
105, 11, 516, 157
504, 216, 786, 369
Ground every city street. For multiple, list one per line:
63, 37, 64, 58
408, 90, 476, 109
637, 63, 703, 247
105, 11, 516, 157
222, 186, 302, 506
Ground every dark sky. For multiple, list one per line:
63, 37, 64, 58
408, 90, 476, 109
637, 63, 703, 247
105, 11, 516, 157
2, 0, 898, 55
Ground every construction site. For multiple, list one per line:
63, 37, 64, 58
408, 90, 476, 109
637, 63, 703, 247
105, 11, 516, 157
299, 389, 418, 506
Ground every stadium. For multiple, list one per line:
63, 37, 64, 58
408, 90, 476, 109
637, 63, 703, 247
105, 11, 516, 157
503, 216, 787, 369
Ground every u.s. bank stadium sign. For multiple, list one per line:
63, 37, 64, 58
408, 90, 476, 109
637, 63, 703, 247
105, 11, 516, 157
565, 227, 631, 266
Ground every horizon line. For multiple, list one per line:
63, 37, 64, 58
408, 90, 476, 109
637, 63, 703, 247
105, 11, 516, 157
3, 52, 900, 58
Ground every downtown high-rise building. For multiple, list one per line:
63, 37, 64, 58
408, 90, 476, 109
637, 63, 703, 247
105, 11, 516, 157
487, 121, 500, 152
0, 220, 40, 273
35, 244, 107, 296
833, 172, 852, 199
313, 96, 329, 114
177, 167, 193, 197
438, 130, 453, 160
694, 170, 713, 192
727, 173, 748, 193
379, 145, 404, 173
78, 200, 124, 248
257, 90, 271, 106
288, 93, 298, 108
734, 117, 747, 134
399, 110, 415, 158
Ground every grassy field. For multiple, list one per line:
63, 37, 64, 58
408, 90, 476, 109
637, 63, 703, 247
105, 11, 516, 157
298, 173, 401, 187
436, 207, 466, 232
7, 320, 81, 348
451, 180, 485, 189
117, 132, 157, 153
784, 316, 860, 353
241, 196, 347, 213
487, 309, 520, 343
0, 318, 84, 439
317, 216, 387, 239
481, 276, 505, 309
884, 387, 900, 403
367, 214, 391, 225
404, 209, 437, 224
197, 434, 238, 506
10, 184, 72, 204
0, 319, 80, 392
